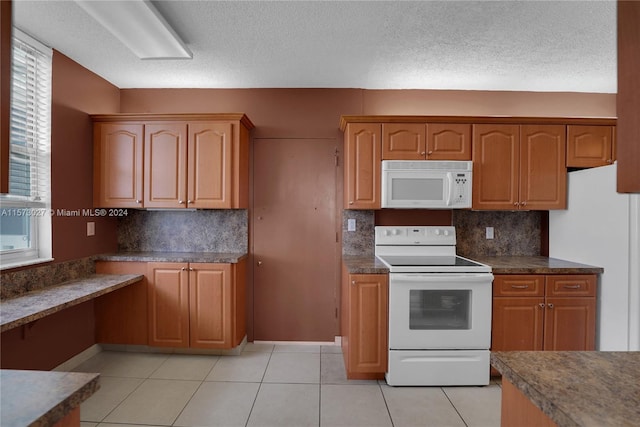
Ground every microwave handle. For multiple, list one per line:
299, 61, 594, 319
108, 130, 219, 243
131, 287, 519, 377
445, 172, 454, 206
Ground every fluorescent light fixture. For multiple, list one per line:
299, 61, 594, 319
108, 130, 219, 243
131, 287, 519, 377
75, 0, 192, 59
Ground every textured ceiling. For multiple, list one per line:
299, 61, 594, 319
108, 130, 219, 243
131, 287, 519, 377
12, 0, 617, 92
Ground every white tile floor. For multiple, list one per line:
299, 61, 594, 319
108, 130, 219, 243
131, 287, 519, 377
74, 343, 501, 427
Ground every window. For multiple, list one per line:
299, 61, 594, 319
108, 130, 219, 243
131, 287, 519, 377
0, 29, 52, 269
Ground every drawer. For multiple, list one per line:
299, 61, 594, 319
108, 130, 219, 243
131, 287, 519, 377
546, 275, 596, 297
493, 275, 544, 297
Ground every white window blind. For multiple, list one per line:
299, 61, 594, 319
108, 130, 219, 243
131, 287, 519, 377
0, 29, 52, 269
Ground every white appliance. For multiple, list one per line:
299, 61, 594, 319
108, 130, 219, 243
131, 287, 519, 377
549, 163, 640, 351
381, 160, 472, 209
375, 226, 494, 386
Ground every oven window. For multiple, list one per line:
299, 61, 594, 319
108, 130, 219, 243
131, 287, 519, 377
392, 178, 444, 201
409, 290, 471, 330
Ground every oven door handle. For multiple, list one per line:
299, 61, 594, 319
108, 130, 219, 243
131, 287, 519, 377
390, 273, 493, 283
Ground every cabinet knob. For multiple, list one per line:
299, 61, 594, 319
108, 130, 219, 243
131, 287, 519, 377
189, 267, 194, 271
421, 151, 426, 155
181, 267, 187, 271
187, 200, 193, 204
351, 280, 356, 285
548, 303, 554, 309
521, 201, 527, 207
428, 151, 433, 155
539, 303, 545, 308
514, 202, 519, 207
135, 199, 142, 204
349, 201, 354, 205
178, 200, 185, 204
607, 159, 612, 164
257, 261, 263, 266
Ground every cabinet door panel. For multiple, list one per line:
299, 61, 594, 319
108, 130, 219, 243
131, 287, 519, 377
147, 262, 189, 347
492, 297, 544, 351
520, 125, 567, 210
348, 274, 388, 373
188, 122, 233, 209
144, 123, 188, 208
426, 123, 471, 160
472, 124, 520, 209
566, 125, 613, 168
546, 275, 596, 297
382, 123, 426, 160
493, 275, 544, 297
189, 263, 233, 348
344, 123, 381, 209
94, 123, 143, 208
544, 297, 596, 350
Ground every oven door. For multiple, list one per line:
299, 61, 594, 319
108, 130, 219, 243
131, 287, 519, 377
388, 272, 493, 349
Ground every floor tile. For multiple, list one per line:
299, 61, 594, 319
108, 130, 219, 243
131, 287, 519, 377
73, 351, 168, 378
150, 354, 219, 380
102, 379, 199, 426
80, 376, 143, 422
381, 384, 466, 427
242, 342, 275, 353
320, 345, 342, 354
80, 423, 97, 427
443, 385, 502, 427
174, 382, 260, 427
247, 383, 319, 427
321, 384, 392, 427
98, 424, 164, 427
320, 353, 378, 385
263, 352, 320, 384
273, 343, 321, 353
206, 352, 271, 382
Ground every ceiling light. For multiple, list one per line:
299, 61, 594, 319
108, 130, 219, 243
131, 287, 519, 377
75, 0, 192, 60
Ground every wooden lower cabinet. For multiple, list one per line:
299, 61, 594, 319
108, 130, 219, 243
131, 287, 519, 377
341, 266, 388, 379
492, 274, 596, 355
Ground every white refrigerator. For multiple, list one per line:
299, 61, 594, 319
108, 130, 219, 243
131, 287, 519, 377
549, 163, 640, 351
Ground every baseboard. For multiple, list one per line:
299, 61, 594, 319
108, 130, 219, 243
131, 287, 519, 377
53, 344, 103, 372
99, 336, 247, 356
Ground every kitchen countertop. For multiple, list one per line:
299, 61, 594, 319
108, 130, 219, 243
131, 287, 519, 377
491, 351, 640, 427
0, 274, 143, 332
342, 255, 601, 275
96, 251, 248, 264
1, 369, 100, 427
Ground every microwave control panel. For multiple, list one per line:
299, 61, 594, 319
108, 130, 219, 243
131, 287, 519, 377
452, 172, 471, 206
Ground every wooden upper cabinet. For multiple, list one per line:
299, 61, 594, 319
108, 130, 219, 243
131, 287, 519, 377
93, 123, 144, 208
188, 122, 233, 209
566, 125, 614, 168
472, 124, 520, 210
344, 123, 381, 209
381, 123, 471, 160
426, 123, 472, 160
189, 263, 233, 348
144, 123, 188, 208
520, 125, 566, 210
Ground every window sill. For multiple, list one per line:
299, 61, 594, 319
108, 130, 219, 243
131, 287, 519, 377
0, 257, 55, 271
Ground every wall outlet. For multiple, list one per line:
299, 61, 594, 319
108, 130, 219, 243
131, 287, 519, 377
87, 221, 95, 236
347, 218, 356, 232
486, 226, 494, 239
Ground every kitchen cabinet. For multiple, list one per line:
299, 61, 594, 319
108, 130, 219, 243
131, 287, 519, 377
566, 125, 615, 168
473, 124, 566, 210
341, 266, 388, 379
492, 274, 596, 355
147, 261, 245, 349
344, 123, 381, 209
92, 114, 253, 209
382, 123, 471, 160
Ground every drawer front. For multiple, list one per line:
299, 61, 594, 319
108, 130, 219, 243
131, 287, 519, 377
546, 275, 596, 297
493, 275, 544, 297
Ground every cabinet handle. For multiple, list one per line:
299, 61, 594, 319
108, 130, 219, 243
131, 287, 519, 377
521, 201, 527, 207
428, 151, 433, 155
563, 285, 581, 289
511, 285, 529, 289
421, 151, 426, 155
513, 202, 519, 207
539, 303, 545, 308
178, 200, 185, 204
548, 303, 554, 309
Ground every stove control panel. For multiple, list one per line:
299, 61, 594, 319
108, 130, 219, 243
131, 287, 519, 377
375, 226, 456, 245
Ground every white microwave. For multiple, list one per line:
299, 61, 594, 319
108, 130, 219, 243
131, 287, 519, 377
381, 160, 473, 209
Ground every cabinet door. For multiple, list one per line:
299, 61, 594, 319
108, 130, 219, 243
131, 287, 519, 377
382, 123, 426, 160
147, 262, 189, 347
492, 297, 544, 351
472, 124, 520, 210
144, 123, 188, 208
344, 123, 381, 209
566, 125, 613, 168
93, 123, 144, 208
543, 297, 596, 351
188, 122, 233, 209
519, 125, 567, 210
347, 274, 388, 373
189, 263, 233, 348
426, 123, 472, 160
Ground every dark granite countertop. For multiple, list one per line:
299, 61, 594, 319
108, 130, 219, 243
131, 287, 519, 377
1, 369, 100, 427
491, 351, 640, 427
0, 274, 143, 332
342, 255, 389, 274
96, 251, 248, 264
471, 256, 603, 274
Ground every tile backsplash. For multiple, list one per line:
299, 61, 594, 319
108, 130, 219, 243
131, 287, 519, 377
342, 209, 542, 257
118, 209, 248, 253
